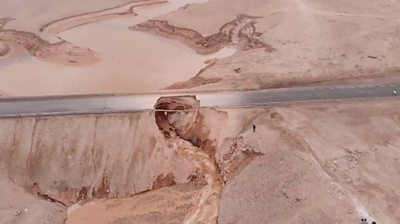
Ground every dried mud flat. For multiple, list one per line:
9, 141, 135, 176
0, 0, 170, 67
2, 0, 399, 96
0, 0, 234, 96
150, 0, 400, 91
1, 98, 400, 224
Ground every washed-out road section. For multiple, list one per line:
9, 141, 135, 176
0, 83, 399, 117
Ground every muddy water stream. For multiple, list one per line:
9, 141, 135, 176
66, 136, 222, 224
0, 0, 235, 96
67, 96, 223, 224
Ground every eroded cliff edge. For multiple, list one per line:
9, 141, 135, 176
1, 98, 400, 224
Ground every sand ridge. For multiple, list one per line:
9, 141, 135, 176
0, 0, 170, 66
0, 29, 99, 66
2, 99, 398, 223
131, 14, 274, 55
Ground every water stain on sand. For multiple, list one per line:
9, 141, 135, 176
0, 0, 235, 96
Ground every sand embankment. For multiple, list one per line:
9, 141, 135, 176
0, 113, 194, 206
1, 99, 400, 223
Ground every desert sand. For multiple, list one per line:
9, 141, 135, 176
1, 0, 400, 96
1, 98, 399, 223
154, 0, 400, 90
0, 0, 239, 96
1, 0, 400, 223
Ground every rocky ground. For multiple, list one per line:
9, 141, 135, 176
1, 98, 399, 223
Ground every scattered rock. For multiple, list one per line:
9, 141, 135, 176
282, 189, 289, 199
152, 173, 176, 190
12, 209, 21, 216
0, 41, 9, 56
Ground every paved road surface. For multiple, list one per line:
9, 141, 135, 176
0, 83, 399, 117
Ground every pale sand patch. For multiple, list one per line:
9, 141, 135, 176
66, 184, 200, 224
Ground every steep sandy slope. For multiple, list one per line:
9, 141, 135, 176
1, 98, 400, 223
0, 113, 195, 207
1, 0, 400, 96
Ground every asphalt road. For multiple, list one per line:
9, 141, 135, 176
0, 83, 399, 117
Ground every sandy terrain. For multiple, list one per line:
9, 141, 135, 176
0, 112, 195, 205
145, 0, 400, 90
1, 0, 400, 223
1, 0, 400, 96
66, 184, 202, 224
0, 0, 232, 96
0, 174, 66, 224
0, 98, 399, 223
131, 14, 274, 55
